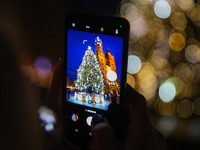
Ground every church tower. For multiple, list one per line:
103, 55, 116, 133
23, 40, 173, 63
105, 48, 117, 72
95, 36, 108, 86
105, 48, 120, 86
95, 36, 103, 53
95, 36, 120, 95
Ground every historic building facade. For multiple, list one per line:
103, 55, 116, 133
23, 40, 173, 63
94, 36, 120, 95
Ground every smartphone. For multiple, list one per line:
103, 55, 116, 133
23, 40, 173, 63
63, 13, 129, 146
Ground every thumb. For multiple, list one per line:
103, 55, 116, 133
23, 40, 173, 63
91, 115, 117, 150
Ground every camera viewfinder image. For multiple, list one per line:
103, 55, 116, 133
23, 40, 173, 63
66, 30, 123, 111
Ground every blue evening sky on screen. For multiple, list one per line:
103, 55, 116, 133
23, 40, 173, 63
67, 29, 123, 82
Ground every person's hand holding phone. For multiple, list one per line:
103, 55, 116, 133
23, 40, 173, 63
91, 84, 165, 150
45, 59, 165, 150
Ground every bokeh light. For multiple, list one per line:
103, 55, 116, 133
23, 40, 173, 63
38, 106, 56, 124
176, 0, 194, 10
177, 100, 194, 118
44, 123, 54, 132
170, 28, 186, 39
149, 18, 164, 35
149, 49, 168, 70
137, 63, 157, 101
137, 62, 155, 82
170, 12, 187, 30
126, 74, 135, 88
169, 33, 185, 51
156, 25, 171, 44
180, 83, 199, 100
159, 81, 176, 103
127, 55, 142, 74
120, 0, 200, 145
139, 87, 157, 101
34, 56, 52, 79
120, 3, 138, 21
156, 71, 170, 84
154, 1, 171, 19
188, 5, 200, 27
156, 116, 177, 137
147, 97, 160, 108
158, 101, 176, 116
130, 16, 149, 39
166, 77, 184, 97
120, 3, 133, 17
185, 44, 200, 64
174, 63, 195, 82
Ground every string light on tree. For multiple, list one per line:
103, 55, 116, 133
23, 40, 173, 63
75, 46, 105, 94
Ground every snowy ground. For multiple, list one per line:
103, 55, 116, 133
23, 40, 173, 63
67, 95, 110, 111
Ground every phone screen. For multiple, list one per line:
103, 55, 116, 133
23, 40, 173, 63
66, 29, 124, 111
64, 14, 129, 119
64, 14, 129, 143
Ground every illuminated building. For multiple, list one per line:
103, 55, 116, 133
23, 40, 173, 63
95, 36, 120, 95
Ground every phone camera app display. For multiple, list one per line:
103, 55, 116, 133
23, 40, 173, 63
66, 29, 123, 111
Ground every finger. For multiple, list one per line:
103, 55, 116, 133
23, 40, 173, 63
125, 84, 155, 150
91, 118, 117, 150
46, 59, 63, 115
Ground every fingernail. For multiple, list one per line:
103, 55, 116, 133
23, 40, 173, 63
92, 114, 105, 126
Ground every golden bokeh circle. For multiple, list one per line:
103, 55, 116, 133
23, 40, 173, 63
177, 100, 194, 118
126, 74, 135, 88
170, 12, 187, 30
158, 101, 176, 116
169, 33, 185, 51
